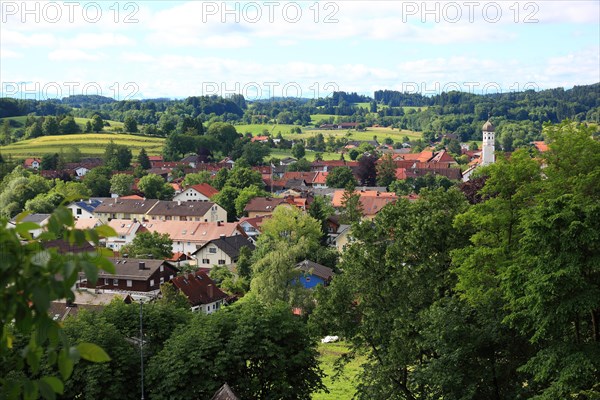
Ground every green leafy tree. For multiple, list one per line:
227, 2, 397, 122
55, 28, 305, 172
326, 166, 356, 188
91, 114, 104, 133
84, 167, 111, 197
0, 207, 116, 399
339, 185, 363, 224
109, 173, 135, 197
138, 173, 174, 200
292, 142, 306, 159
212, 168, 229, 190
311, 189, 472, 400
206, 122, 239, 154
60, 311, 138, 400
42, 116, 59, 136
146, 300, 325, 400
121, 231, 173, 259
183, 171, 212, 187
59, 116, 81, 134
41, 153, 60, 170
104, 141, 132, 171
240, 142, 271, 166
0, 171, 52, 218
390, 174, 456, 195
211, 186, 240, 222
376, 153, 397, 187
1, 119, 11, 144
225, 165, 263, 190
308, 195, 335, 244
123, 116, 138, 133
234, 185, 268, 216
287, 158, 312, 172
137, 148, 151, 170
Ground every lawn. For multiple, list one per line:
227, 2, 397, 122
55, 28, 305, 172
0, 133, 164, 158
313, 341, 365, 400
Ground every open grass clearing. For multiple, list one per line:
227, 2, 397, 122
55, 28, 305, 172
0, 133, 164, 158
312, 341, 365, 400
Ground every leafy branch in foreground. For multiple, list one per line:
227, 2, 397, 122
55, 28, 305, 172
0, 206, 117, 399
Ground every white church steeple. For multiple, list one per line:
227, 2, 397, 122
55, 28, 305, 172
481, 119, 495, 165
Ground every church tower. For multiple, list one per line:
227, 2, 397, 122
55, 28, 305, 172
481, 119, 495, 165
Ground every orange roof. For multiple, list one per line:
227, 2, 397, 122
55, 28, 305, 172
188, 183, 219, 198
332, 190, 397, 208
120, 195, 144, 200
395, 168, 407, 180
430, 150, 456, 164
251, 135, 270, 142
107, 219, 144, 236
532, 141, 549, 152
398, 151, 434, 163
140, 220, 240, 243
312, 171, 328, 184
360, 196, 396, 216
74, 218, 101, 230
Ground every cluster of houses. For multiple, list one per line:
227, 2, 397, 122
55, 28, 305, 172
18, 120, 532, 317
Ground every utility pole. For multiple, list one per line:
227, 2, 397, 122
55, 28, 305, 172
140, 300, 145, 400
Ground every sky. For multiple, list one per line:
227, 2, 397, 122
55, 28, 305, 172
1, 0, 599, 100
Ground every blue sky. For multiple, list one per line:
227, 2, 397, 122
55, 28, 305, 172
1, 0, 598, 100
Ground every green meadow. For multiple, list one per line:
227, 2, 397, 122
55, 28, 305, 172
313, 342, 365, 400
0, 133, 164, 158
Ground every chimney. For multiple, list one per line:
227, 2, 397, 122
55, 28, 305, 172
208, 284, 214, 299
219, 234, 225, 238
138, 261, 145, 270
217, 221, 222, 226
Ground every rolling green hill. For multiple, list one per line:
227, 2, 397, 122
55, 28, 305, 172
0, 133, 164, 158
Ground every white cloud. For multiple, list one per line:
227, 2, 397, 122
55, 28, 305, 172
1, 49, 23, 59
63, 33, 135, 49
48, 49, 102, 62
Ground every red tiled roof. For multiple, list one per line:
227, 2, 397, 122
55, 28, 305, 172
332, 190, 397, 208
532, 141, 549, 152
188, 183, 219, 198
172, 271, 227, 306
251, 135, 269, 142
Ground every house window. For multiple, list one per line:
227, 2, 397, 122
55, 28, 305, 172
126, 280, 132, 287
218, 260, 225, 265
209, 247, 217, 254
202, 259, 210, 264
305, 276, 311, 282
170, 275, 173, 280
160, 265, 164, 272
160, 277, 164, 284
104, 278, 109, 286
150, 279, 155, 287
76, 208, 82, 215
113, 279, 119, 286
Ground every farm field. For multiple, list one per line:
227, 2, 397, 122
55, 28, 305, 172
312, 342, 365, 400
269, 148, 341, 162
235, 123, 422, 142
0, 133, 164, 158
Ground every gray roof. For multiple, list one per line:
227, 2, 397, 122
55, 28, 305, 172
195, 235, 255, 260
94, 199, 159, 215
210, 383, 239, 400
146, 201, 217, 217
12, 213, 51, 224
296, 259, 335, 281
81, 258, 176, 280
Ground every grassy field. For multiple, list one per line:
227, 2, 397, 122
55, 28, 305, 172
313, 342, 365, 400
270, 148, 341, 162
0, 133, 164, 158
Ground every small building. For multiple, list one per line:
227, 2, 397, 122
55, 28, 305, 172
193, 235, 256, 267
106, 219, 144, 251
8, 213, 51, 238
67, 198, 106, 219
173, 183, 219, 203
93, 198, 159, 223
146, 201, 226, 223
24, 158, 41, 169
79, 259, 178, 295
172, 270, 228, 314
295, 259, 334, 289
210, 383, 240, 400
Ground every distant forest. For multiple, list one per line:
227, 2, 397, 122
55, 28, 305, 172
1, 83, 598, 147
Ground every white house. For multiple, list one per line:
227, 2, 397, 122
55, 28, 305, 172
193, 235, 255, 267
171, 271, 228, 314
105, 220, 144, 251
172, 183, 219, 203
7, 213, 51, 238
67, 199, 105, 219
